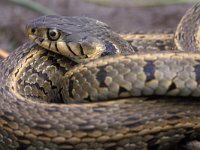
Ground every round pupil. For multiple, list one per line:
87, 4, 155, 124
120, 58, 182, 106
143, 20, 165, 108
50, 31, 56, 37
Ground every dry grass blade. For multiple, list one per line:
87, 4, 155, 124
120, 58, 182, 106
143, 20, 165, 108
0, 49, 9, 59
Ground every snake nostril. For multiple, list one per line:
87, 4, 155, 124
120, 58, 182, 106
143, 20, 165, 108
31, 28, 36, 34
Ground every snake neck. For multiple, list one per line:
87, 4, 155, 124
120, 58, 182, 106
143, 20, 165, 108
1, 42, 76, 103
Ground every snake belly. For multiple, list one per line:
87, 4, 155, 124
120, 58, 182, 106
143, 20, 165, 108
1, 2, 200, 150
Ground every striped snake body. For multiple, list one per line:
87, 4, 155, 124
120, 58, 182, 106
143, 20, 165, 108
1, 2, 200, 150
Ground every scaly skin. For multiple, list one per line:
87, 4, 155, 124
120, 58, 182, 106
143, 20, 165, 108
0, 2, 200, 150
121, 33, 175, 52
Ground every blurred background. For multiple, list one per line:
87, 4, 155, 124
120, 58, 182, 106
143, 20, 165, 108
0, 0, 198, 52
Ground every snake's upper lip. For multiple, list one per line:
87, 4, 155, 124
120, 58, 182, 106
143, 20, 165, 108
27, 34, 45, 44
27, 34, 37, 42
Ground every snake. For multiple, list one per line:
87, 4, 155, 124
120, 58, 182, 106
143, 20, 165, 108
1, 2, 200, 150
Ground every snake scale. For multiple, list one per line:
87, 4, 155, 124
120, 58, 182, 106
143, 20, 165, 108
1, 2, 200, 150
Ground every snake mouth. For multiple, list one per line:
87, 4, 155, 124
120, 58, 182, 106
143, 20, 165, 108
27, 33, 104, 63
27, 34, 37, 42
27, 34, 47, 48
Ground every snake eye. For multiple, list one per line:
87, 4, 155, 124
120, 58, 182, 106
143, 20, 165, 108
47, 29, 60, 41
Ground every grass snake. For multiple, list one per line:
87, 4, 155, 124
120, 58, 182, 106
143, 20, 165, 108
1, 2, 200, 150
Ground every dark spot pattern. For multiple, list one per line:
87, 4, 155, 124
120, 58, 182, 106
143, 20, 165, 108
194, 63, 200, 84
119, 86, 128, 95
167, 83, 177, 92
155, 40, 165, 51
124, 120, 142, 128
167, 115, 182, 121
96, 66, 108, 87
144, 60, 155, 82
101, 41, 117, 56
68, 79, 74, 98
47, 55, 71, 74
147, 138, 159, 150
83, 96, 92, 102
127, 40, 139, 52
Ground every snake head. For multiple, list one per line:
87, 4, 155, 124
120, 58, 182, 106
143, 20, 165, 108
26, 15, 109, 62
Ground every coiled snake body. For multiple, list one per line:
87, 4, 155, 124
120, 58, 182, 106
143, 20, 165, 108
1, 2, 200, 150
